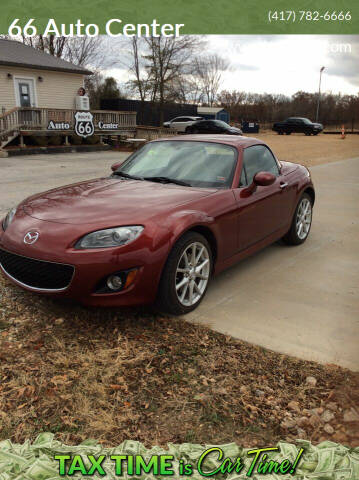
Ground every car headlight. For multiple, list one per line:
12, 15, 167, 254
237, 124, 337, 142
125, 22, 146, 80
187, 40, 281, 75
2, 207, 17, 231
75, 226, 144, 249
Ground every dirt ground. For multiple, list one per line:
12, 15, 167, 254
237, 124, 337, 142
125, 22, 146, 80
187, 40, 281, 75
250, 132, 359, 167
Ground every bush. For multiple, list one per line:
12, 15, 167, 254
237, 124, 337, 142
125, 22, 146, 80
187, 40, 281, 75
83, 135, 100, 145
28, 136, 48, 147
69, 135, 83, 145
48, 136, 63, 146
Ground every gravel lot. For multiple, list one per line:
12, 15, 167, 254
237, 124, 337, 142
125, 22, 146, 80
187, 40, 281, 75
253, 131, 359, 166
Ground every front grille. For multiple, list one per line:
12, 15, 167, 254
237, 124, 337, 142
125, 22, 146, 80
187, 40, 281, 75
0, 248, 74, 291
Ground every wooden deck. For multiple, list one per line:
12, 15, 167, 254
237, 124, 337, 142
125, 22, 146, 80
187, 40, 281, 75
0, 107, 178, 150
0, 107, 137, 149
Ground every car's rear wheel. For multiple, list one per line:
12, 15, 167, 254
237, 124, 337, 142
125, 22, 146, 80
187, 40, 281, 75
282, 193, 313, 245
156, 232, 212, 315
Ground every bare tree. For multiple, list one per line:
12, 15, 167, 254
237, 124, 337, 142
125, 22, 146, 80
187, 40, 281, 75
217, 89, 359, 129
125, 35, 203, 123
63, 37, 104, 67
22, 35, 68, 58
21, 35, 103, 68
194, 54, 230, 106
126, 37, 152, 102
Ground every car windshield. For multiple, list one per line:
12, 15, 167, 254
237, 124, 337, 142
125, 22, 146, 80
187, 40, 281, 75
117, 141, 238, 188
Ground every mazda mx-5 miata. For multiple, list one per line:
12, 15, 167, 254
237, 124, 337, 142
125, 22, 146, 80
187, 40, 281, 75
0, 136, 315, 315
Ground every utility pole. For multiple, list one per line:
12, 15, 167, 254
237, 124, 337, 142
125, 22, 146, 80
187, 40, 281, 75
315, 66, 325, 123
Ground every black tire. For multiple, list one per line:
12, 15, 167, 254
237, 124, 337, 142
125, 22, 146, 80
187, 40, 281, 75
185, 127, 192, 134
156, 232, 213, 316
305, 132, 311, 136
282, 193, 313, 245
285, 132, 291, 135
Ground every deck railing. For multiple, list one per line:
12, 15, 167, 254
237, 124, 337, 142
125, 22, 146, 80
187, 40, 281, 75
0, 107, 22, 137
135, 125, 177, 140
0, 107, 178, 149
0, 107, 137, 138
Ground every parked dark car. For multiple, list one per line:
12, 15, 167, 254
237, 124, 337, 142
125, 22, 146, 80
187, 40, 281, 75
186, 119, 243, 135
273, 117, 323, 136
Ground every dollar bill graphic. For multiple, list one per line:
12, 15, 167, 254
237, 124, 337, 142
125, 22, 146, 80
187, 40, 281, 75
0, 434, 358, 479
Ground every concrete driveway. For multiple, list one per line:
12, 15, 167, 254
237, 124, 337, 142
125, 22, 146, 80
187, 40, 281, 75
188, 157, 359, 371
0, 151, 129, 217
1, 152, 358, 370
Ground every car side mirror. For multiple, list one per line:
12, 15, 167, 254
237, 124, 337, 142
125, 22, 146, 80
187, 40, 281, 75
253, 171, 276, 186
111, 160, 124, 172
240, 171, 276, 197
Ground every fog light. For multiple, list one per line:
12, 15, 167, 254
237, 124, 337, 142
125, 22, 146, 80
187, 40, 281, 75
107, 275, 123, 291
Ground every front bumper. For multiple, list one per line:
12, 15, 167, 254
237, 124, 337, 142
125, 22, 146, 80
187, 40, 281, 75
0, 216, 170, 307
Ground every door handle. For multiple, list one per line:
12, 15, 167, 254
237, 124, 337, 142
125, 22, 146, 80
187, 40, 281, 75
280, 182, 288, 189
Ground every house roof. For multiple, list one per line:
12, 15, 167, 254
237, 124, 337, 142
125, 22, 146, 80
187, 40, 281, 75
0, 39, 92, 75
197, 106, 225, 114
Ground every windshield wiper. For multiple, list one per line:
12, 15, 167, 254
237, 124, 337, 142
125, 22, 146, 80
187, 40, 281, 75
144, 176, 191, 187
112, 171, 143, 180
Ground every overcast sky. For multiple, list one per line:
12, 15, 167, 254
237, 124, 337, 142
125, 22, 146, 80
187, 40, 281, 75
102, 35, 359, 97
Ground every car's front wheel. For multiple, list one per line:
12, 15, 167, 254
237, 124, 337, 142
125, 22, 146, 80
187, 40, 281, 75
282, 193, 313, 245
156, 232, 212, 315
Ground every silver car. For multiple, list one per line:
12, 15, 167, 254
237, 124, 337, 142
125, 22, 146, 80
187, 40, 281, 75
163, 116, 203, 132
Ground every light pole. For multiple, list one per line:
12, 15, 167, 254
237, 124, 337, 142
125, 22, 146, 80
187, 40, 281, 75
315, 66, 325, 123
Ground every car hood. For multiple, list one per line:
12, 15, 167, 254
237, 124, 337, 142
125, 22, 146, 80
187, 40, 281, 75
21, 177, 215, 225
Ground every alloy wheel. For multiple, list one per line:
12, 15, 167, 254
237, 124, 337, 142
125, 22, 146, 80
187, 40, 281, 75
296, 197, 312, 240
175, 242, 210, 307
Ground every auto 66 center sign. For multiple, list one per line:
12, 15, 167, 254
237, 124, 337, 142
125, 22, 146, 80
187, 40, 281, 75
74, 111, 94, 138
47, 112, 122, 137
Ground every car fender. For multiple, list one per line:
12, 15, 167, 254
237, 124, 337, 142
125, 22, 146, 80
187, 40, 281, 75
149, 210, 217, 286
164, 210, 215, 246
293, 172, 315, 210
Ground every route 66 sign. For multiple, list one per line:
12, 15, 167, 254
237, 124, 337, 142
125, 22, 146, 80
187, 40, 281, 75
74, 111, 94, 138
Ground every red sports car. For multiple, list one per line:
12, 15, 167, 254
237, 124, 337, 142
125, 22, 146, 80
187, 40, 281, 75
0, 135, 314, 315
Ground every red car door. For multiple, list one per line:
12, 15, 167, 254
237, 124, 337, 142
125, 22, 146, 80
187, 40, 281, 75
232, 145, 294, 251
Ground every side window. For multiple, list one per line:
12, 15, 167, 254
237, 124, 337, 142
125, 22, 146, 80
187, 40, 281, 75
239, 166, 247, 186
242, 146, 279, 185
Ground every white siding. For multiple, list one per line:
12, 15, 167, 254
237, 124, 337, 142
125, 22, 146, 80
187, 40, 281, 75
0, 65, 85, 112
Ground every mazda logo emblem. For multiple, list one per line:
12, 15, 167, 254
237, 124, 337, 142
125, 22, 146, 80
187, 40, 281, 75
24, 231, 39, 245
